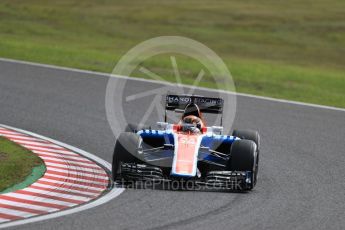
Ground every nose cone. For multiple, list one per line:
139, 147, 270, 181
171, 133, 201, 177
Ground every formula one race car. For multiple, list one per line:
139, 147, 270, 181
112, 95, 260, 190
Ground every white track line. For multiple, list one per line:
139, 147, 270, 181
0, 124, 124, 229
0, 57, 344, 112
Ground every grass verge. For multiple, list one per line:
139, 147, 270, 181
0, 0, 344, 108
0, 136, 45, 192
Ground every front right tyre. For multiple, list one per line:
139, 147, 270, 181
228, 139, 258, 190
112, 132, 144, 181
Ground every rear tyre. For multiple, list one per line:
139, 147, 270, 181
228, 140, 258, 190
232, 129, 260, 149
112, 132, 144, 181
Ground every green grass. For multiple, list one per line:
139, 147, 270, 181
0, 136, 44, 192
0, 0, 344, 107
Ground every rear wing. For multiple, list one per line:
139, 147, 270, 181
164, 94, 224, 125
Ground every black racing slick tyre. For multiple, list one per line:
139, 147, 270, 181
232, 129, 260, 183
228, 140, 258, 190
112, 132, 144, 181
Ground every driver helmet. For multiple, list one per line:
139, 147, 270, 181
181, 115, 202, 134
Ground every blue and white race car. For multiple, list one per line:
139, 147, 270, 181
112, 95, 260, 190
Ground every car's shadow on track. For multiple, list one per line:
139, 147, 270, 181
113, 181, 250, 194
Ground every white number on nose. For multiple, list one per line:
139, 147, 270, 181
179, 137, 196, 145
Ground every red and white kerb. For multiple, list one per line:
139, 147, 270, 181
0, 127, 110, 224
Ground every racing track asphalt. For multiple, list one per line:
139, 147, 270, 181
0, 59, 344, 230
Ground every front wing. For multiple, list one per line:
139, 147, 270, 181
116, 163, 253, 190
